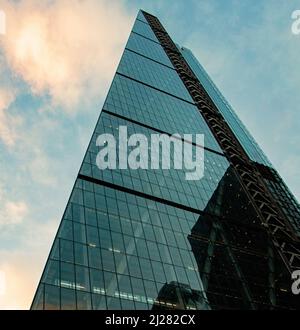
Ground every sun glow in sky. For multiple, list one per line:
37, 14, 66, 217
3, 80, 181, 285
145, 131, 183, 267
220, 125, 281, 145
0, 0, 300, 309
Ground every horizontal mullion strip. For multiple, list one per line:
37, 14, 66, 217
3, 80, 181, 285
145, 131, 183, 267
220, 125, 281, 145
78, 173, 202, 215
124, 47, 175, 70
132, 31, 161, 45
136, 18, 150, 26
116, 72, 195, 106
77, 175, 272, 258
101, 108, 225, 157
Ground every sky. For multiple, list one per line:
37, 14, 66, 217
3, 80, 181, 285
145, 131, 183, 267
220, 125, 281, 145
0, 0, 299, 309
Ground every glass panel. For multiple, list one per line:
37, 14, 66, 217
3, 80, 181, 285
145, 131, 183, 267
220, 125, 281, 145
92, 293, 107, 310
72, 204, 85, 223
86, 225, 100, 247
85, 208, 97, 227
60, 262, 75, 289
118, 275, 133, 301
101, 249, 115, 272
76, 291, 92, 310
137, 11, 148, 24
117, 50, 193, 102
106, 297, 121, 309
103, 271, 118, 297
58, 220, 73, 240
75, 265, 90, 292
44, 284, 60, 310
42, 259, 59, 286
90, 268, 105, 295
74, 242, 88, 266
81, 111, 229, 212
104, 75, 222, 152
88, 246, 102, 269
126, 32, 173, 67
61, 288, 76, 310
73, 222, 86, 244
49, 240, 59, 260
132, 19, 159, 43
31, 284, 44, 310
60, 239, 74, 263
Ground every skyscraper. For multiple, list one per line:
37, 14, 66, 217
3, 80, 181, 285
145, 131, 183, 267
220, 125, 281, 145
31, 10, 300, 310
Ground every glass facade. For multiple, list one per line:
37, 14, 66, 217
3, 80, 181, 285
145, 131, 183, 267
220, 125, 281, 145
31, 10, 300, 310
180, 47, 272, 166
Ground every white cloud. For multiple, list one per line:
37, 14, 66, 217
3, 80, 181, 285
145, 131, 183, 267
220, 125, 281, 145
0, 87, 20, 146
0, 200, 28, 227
1, 0, 133, 110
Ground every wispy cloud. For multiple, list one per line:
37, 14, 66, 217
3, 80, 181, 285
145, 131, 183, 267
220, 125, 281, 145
0, 87, 19, 146
1, 0, 133, 110
0, 200, 28, 227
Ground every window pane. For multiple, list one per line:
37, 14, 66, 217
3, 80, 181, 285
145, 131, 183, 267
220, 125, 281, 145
86, 225, 100, 247
50, 240, 59, 260
31, 284, 44, 310
90, 268, 105, 295
139, 258, 154, 281
58, 220, 73, 240
85, 208, 97, 227
61, 288, 76, 310
104, 271, 118, 297
135, 302, 149, 310
120, 217, 132, 235
151, 261, 166, 283
109, 214, 122, 233
44, 284, 60, 310
131, 278, 146, 303
121, 299, 135, 309
143, 280, 158, 305
101, 249, 115, 272
75, 265, 90, 291
127, 255, 141, 278
114, 253, 129, 275
73, 222, 86, 244
111, 232, 124, 253
60, 239, 74, 263
42, 260, 59, 286
72, 204, 85, 223
77, 291, 92, 310
84, 190, 95, 209
92, 294, 107, 310
175, 266, 188, 285
74, 242, 88, 266
88, 246, 102, 269
61, 262, 75, 289
106, 297, 121, 309
136, 239, 149, 259
97, 211, 109, 229
99, 229, 112, 250
118, 275, 133, 300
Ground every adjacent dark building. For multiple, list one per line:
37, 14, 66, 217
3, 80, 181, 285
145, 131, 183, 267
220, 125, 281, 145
31, 10, 300, 310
